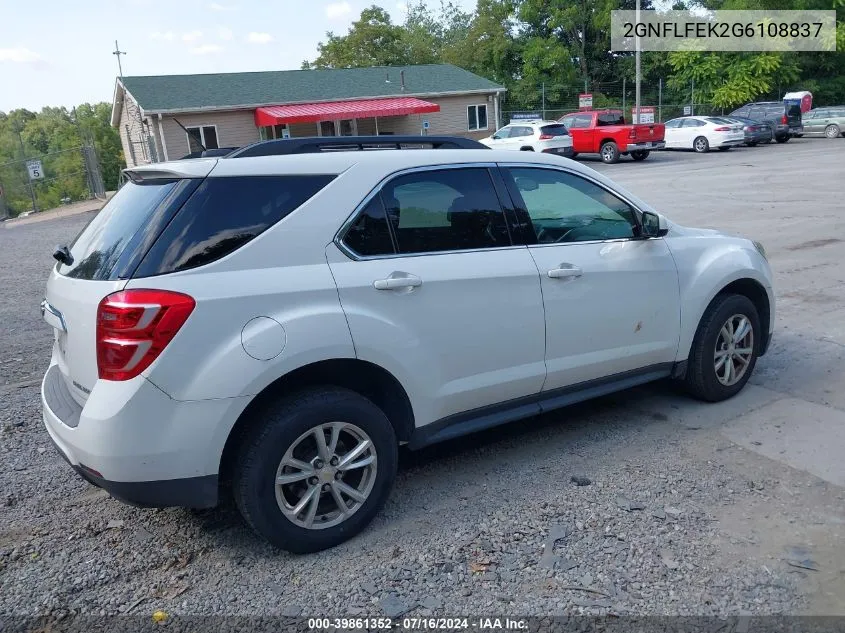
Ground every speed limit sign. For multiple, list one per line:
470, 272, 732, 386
26, 159, 44, 180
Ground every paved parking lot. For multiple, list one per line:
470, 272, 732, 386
1, 139, 844, 619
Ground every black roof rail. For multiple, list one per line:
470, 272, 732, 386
226, 135, 489, 158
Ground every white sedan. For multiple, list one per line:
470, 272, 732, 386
663, 116, 745, 153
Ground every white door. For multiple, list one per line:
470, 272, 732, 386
500, 165, 681, 390
681, 118, 707, 148
663, 119, 683, 148
327, 166, 547, 428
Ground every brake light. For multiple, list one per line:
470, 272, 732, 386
781, 115, 788, 124
96, 289, 195, 381
713, 126, 731, 131
539, 134, 554, 140
628, 128, 637, 139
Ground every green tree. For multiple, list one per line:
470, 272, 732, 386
304, 6, 410, 68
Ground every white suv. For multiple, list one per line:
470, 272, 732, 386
41, 136, 774, 553
479, 120, 574, 157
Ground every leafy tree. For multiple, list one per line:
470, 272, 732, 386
304, 6, 410, 68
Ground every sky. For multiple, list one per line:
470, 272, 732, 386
0, 0, 476, 112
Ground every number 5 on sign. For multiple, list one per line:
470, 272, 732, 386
27, 160, 44, 180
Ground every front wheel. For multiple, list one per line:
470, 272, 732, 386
681, 294, 761, 402
825, 124, 841, 138
693, 136, 710, 153
234, 387, 398, 553
600, 141, 620, 164
775, 135, 790, 143
630, 150, 650, 161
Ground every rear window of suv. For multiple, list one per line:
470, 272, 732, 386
540, 124, 569, 137
133, 175, 335, 277
59, 174, 334, 280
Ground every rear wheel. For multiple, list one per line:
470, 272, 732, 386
520, 146, 534, 151
600, 141, 620, 164
775, 135, 790, 143
718, 146, 732, 151
681, 294, 761, 402
630, 150, 650, 161
693, 136, 710, 153
233, 387, 398, 553
825, 124, 841, 138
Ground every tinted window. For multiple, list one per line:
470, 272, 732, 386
494, 127, 512, 139
510, 126, 532, 137
59, 179, 201, 280
682, 119, 705, 127
506, 168, 637, 243
664, 119, 682, 128
380, 168, 509, 254
540, 124, 569, 136
133, 175, 335, 276
597, 112, 625, 126
731, 107, 750, 118
343, 196, 395, 257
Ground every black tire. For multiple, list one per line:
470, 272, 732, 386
681, 293, 761, 402
825, 124, 841, 139
718, 146, 732, 151
520, 146, 534, 151
630, 150, 650, 161
745, 142, 757, 147
693, 136, 709, 153
570, 152, 579, 159
600, 141, 620, 164
775, 135, 789, 143
233, 387, 398, 553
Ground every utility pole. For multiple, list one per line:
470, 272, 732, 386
113, 40, 126, 77
622, 77, 626, 114
541, 82, 546, 119
658, 77, 663, 123
16, 127, 38, 214
634, 0, 641, 124
691, 79, 695, 115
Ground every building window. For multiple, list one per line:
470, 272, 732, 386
319, 121, 336, 137
467, 104, 488, 131
186, 125, 219, 153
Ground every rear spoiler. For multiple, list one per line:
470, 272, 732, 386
124, 159, 218, 182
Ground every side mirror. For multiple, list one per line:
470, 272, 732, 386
492, 135, 501, 140
641, 210, 669, 238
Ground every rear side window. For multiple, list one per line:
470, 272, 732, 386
540, 124, 569, 136
342, 196, 395, 257
597, 113, 624, 126
58, 179, 201, 281
133, 175, 334, 277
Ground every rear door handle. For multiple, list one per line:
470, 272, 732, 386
373, 273, 423, 290
547, 264, 583, 279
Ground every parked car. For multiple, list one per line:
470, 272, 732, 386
663, 116, 745, 152
557, 109, 666, 164
479, 120, 574, 157
40, 136, 774, 553
729, 101, 803, 142
801, 107, 845, 138
721, 116, 774, 146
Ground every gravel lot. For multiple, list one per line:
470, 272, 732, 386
2, 140, 845, 620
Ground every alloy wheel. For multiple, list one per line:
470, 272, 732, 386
274, 422, 377, 529
714, 314, 754, 386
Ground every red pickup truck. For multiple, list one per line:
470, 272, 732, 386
558, 110, 665, 164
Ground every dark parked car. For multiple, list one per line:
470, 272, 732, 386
721, 116, 774, 146
729, 101, 803, 143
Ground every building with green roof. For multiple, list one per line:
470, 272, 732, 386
111, 64, 505, 166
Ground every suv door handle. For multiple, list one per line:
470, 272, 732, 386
547, 265, 583, 279
373, 273, 423, 290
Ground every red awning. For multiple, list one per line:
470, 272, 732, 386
254, 97, 440, 126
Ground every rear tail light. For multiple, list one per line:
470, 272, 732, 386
713, 126, 731, 131
628, 128, 637, 139
96, 289, 195, 381
781, 115, 788, 124
539, 134, 554, 140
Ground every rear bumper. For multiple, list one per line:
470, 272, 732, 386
541, 146, 574, 157
626, 141, 665, 152
40, 361, 245, 508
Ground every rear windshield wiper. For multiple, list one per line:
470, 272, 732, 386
53, 245, 74, 266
